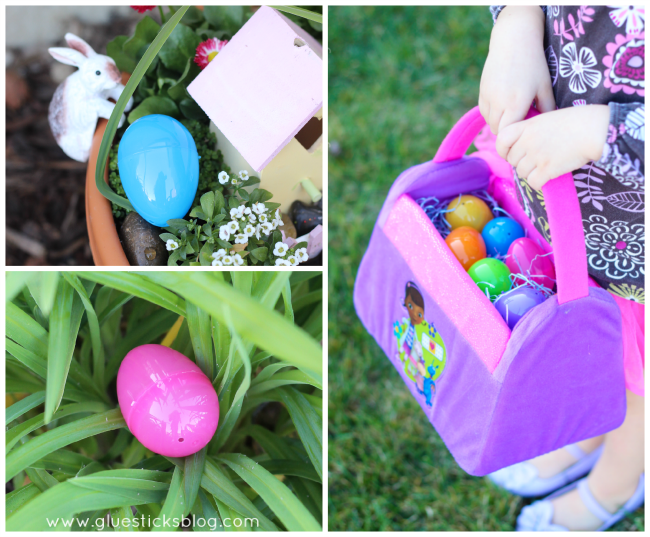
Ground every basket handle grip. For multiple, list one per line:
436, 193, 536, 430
433, 106, 589, 305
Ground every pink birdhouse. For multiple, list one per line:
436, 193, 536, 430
188, 6, 323, 211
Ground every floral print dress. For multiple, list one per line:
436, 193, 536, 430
491, 5, 645, 304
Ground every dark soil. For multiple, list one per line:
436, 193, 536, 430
6, 13, 140, 266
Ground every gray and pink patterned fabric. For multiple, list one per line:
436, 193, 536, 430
354, 107, 627, 475
491, 5, 645, 303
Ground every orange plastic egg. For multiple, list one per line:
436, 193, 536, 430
445, 226, 487, 271
445, 195, 494, 232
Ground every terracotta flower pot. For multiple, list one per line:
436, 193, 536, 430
85, 118, 129, 266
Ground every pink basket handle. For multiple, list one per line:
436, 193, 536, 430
433, 106, 588, 305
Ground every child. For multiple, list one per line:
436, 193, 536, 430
479, 5, 644, 531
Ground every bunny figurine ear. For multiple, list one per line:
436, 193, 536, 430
48, 47, 87, 67
64, 33, 97, 58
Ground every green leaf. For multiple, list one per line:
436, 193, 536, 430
26, 272, 59, 317
6, 483, 41, 517
257, 459, 321, 482
6, 391, 45, 425
281, 278, 294, 322
269, 5, 323, 23
179, 98, 209, 122
186, 302, 214, 379
128, 95, 180, 123
247, 369, 321, 396
159, 23, 201, 72
278, 388, 322, 481
200, 191, 215, 220
211, 314, 251, 451
250, 247, 268, 262
62, 273, 105, 387
214, 190, 225, 214
153, 466, 185, 531
45, 278, 90, 424
31, 449, 96, 476
106, 35, 137, 73
184, 447, 207, 515
6, 408, 126, 481
111, 505, 139, 532
137, 273, 322, 379
123, 15, 161, 57
196, 459, 278, 531
74, 272, 186, 318
6, 301, 48, 356
96, 7, 190, 210
218, 453, 320, 531
203, 6, 245, 34
25, 467, 60, 492
6, 401, 110, 453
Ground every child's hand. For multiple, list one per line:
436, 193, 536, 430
496, 105, 610, 191
479, 6, 555, 135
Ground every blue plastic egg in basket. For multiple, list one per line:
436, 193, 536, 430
118, 114, 199, 227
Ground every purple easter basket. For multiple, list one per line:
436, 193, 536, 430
354, 107, 626, 476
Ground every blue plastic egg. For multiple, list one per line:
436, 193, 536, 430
481, 217, 525, 257
118, 115, 199, 227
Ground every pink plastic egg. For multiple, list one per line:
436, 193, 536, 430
117, 344, 219, 457
506, 238, 556, 291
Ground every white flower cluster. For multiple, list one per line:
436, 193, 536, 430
218, 170, 250, 186
274, 243, 309, 266
217, 204, 284, 243
211, 248, 244, 266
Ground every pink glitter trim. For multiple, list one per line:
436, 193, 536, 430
384, 194, 510, 374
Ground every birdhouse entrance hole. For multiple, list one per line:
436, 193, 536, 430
295, 117, 322, 151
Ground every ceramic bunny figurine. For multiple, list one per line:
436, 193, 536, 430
48, 33, 134, 162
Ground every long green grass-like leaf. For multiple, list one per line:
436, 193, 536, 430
281, 278, 294, 322
6, 408, 125, 481
25, 467, 60, 492
31, 449, 96, 476
184, 447, 207, 515
278, 388, 322, 481
7, 471, 169, 531
6, 484, 41, 517
6, 301, 48, 356
196, 459, 278, 531
95, 7, 189, 209
192, 489, 222, 531
257, 459, 321, 482
213, 497, 244, 532
138, 273, 322, 378
76, 272, 186, 317
26, 272, 60, 317
218, 453, 321, 531
153, 466, 186, 531
6, 338, 47, 379
247, 369, 321, 396
7, 401, 111, 453
186, 302, 214, 379
6, 391, 45, 425
105, 308, 179, 382
6, 272, 36, 303
270, 5, 323, 23
62, 273, 105, 386
111, 505, 139, 532
45, 278, 96, 423
210, 311, 251, 453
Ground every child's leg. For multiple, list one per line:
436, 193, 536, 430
527, 436, 604, 479
551, 389, 644, 530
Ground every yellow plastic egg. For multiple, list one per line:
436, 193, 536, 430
445, 195, 494, 232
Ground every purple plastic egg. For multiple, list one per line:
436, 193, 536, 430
494, 286, 546, 329
117, 344, 219, 457
506, 237, 556, 291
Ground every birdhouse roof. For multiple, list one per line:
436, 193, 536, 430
187, 6, 322, 172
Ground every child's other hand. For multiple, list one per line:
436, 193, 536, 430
479, 6, 555, 135
496, 105, 610, 191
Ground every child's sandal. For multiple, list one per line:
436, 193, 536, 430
516, 473, 645, 531
488, 444, 603, 497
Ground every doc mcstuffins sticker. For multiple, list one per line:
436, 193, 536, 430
393, 281, 447, 406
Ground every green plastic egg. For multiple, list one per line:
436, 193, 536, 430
468, 258, 512, 301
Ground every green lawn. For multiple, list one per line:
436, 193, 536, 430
327, 6, 644, 531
